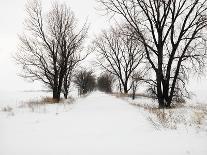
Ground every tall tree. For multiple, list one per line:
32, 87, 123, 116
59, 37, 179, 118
15, 0, 88, 101
94, 26, 144, 93
98, 0, 207, 107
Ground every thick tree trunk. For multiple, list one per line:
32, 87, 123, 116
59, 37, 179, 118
123, 83, 128, 94
156, 73, 165, 108
164, 81, 171, 108
158, 97, 165, 108
54, 69, 65, 101
53, 75, 60, 102
53, 88, 60, 102
162, 80, 169, 105
156, 31, 165, 108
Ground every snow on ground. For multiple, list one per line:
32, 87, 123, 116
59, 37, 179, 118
0, 90, 51, 108
124, 94, 207, 131
0, 91, 207, 155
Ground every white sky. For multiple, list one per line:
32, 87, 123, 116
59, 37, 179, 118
0, 0, 206, 99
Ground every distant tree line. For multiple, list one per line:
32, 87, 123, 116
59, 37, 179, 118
73, 70, 115, 95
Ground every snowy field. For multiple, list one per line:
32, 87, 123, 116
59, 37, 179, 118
0, 91, 207, 155
0, 91, 51, 108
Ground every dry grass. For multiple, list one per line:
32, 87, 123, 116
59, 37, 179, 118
192, 111, 206, 125
23, 96, 64, 105
113, 91, 207, 130
130, 101, 207, 130
19, 96, 74, 112
147, 108, 184, 129
112, 92, 153, 99
41, 97, 63, 104
19, 99, 44, 112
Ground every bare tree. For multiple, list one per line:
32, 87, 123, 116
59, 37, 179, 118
73, 70, 96, 95
93, 26, 144, 94
97, 73, 115, 93
98, 0, 207, 108
15, 0, 88, 101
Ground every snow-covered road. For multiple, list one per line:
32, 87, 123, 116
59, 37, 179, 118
0, 92, 206, 155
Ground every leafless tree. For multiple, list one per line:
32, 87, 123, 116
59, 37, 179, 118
97, 73, 115, 93
98, 0, 207, 108
93, 26, 144, 94
73, 70, 96, 95
15, 0, 88, 101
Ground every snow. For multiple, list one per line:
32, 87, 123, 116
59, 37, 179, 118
0, 91, 207, 155
0, 90, 51, 108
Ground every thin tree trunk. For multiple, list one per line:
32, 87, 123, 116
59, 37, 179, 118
118, 80, 122, 93
64, 92, 68, 99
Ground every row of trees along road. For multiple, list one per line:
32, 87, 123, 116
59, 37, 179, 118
15, 0, 207, 108
98, 0, 207, 108
15, 0, 88, 101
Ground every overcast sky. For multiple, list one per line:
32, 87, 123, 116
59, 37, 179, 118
0, 0, 206, 100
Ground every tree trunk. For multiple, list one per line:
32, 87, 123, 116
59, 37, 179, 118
63, 76, 71, 99
53, 88, 60, 102
64, 92, 68, 99
118, 80, 122, 93
156, 73, 165, 108
63, 83, 68, 99
132, 90, 135, 100
123, 84, 128, 94
132, 81, 136, 100
53, 75, 60, 102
